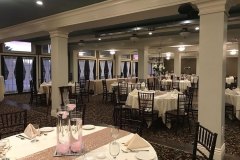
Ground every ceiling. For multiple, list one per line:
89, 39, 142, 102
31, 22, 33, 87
1, 0, 240, 56
0, 0, 106, 29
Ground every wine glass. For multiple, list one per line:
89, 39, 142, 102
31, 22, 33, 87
110, 126, 119, 140
31, 124, 39, 143
109, 141, 120, 159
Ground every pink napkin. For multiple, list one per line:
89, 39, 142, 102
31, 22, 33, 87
24, 124, 40, 139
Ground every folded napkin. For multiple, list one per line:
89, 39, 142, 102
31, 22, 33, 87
132, 88, 138, 94
141, 82, 145, 87
124, 134, 150, 149
225, 88, 233, 94
68, 82, 74, 85
67, 104, 76, 111
41, 82, 47, 85
24, 124, 40, 139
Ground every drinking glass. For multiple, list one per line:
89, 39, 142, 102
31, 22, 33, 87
0, 139, 10, 158
110, 126, 119, 140
31, 124, 39, 143
109, 141, 120, 159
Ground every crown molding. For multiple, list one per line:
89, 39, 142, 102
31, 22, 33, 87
194, 0, 237, 16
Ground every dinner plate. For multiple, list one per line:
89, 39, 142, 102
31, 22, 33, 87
82, 125, 95, 130
40, 127, 54, 132
135, 151, 156, 160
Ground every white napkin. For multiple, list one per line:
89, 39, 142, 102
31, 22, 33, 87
41, 82, 47, 85
141, 82, 145, 88
132, 89, 138, 94
225, 88, 233, 94
68, 82, 74, 85
24, 124, 40, 139
124, 134, 150, 149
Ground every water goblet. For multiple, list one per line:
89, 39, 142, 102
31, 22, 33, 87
0, 139, 10, 159
109, 141, 120, 160
110, 126, 119, 140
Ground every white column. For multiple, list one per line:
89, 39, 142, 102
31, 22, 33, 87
49, 30, 68, 116
238, 42, 240, 87
196, 0, 232, 159
73, 51, 78, 82
174, 52, 181, 76
196, 55, 200, 75
138, 47, 148, 79
115, 54, 121, 77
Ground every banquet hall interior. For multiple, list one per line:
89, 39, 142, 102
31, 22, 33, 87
1, 0, 240, 159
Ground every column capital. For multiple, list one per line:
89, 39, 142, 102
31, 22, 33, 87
49, 30, 68, 39
194, 0, 237, 16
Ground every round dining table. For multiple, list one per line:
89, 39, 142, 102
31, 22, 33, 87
126, 90, 179, 124
3, 126, 158, 160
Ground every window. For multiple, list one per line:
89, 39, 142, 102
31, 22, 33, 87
78, 59, 96, 80
22, 57, 34, 91
3, 41, 32, 52
41, 58, 51, 82
42, 44, 51, 54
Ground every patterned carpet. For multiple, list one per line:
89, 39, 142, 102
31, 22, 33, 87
1, 93, 240, 159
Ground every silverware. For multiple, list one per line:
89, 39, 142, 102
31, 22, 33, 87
121, 148, 149, 153
16, 135, 31, 140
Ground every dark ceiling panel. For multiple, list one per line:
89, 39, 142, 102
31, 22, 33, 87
0, 0, 106, 29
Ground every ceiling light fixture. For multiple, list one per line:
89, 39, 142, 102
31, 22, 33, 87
195, 26, 199, 31
110, 50, 116, 55
148, 31, 153, 35
230, 49, 238, 55
178, 46, 186, 52
166, 56, 170, 60
36, 0, 43, 6
98, 38, 101, 41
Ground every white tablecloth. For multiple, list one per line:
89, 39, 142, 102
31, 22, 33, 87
126, 91, 178, 123
4, 126, 157, 160
39, 82, 75, 104
0, 76, 4, 101
225, 89, 240, 119
179, 80, 191, 92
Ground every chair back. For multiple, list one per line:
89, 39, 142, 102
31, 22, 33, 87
102, 79, 108, 93
120, 108, 144, 136
75, 82, 81, 94
118, 82, 128, 101
30, 80, 37, 94
172, 81, 180, 90
177, 93, 189, 115
0, 110, 27, 138
59, 86, 73, 106
192, 122, 218, 160
138, 91, 154, 113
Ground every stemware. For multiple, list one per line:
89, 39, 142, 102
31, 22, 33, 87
110, 126, 119, 140
109, 141, 120, 159
31, 124, 39, 143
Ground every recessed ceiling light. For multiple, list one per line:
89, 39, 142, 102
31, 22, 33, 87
166, 56, 170, 60
36, 0, 43, 6
195, 26, 199, 31
148, 32, 153, 35
98, 38, 101, 41
178, 46, 185, 52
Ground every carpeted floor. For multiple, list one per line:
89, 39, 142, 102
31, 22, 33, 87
1, 93, 240, 159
